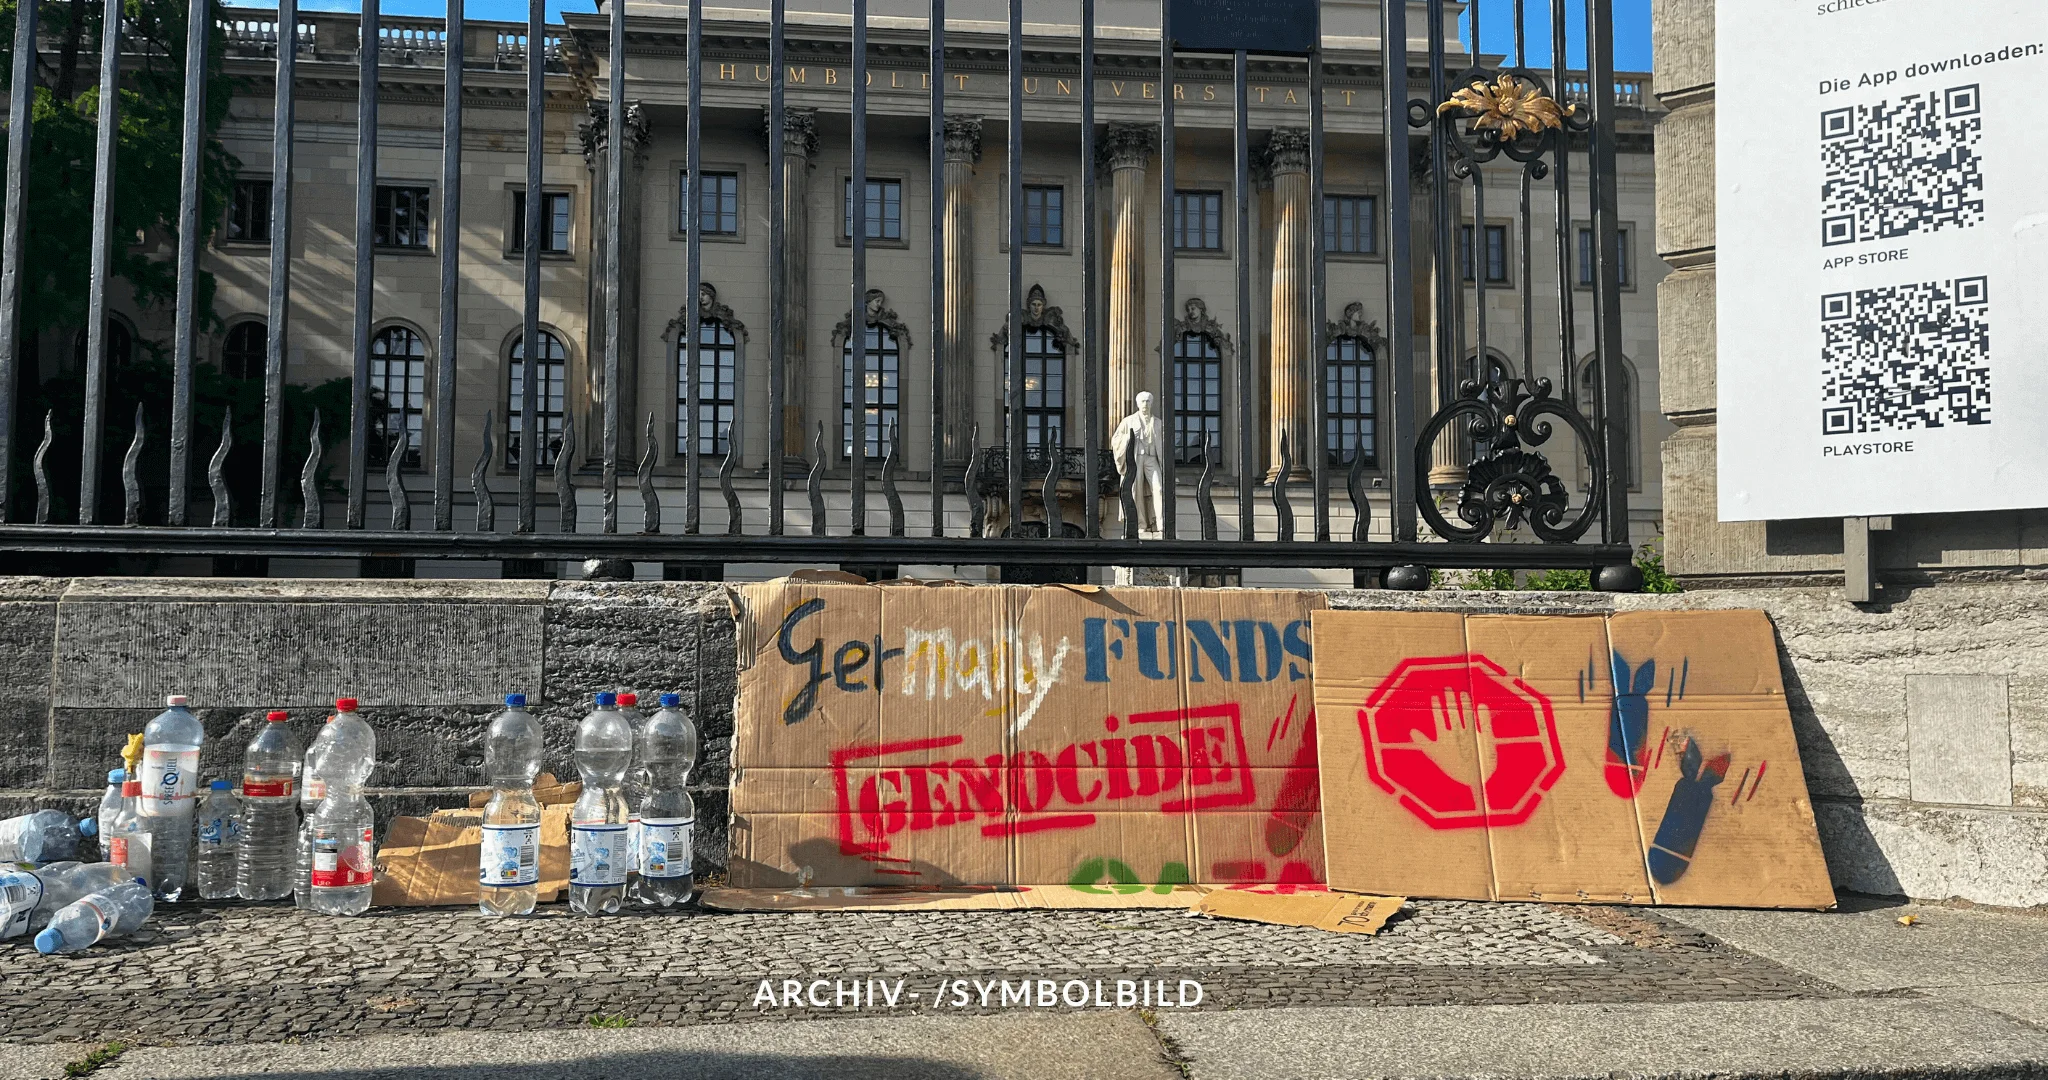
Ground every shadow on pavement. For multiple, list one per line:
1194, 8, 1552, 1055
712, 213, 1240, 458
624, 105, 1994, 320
192, 1051, 989, 1080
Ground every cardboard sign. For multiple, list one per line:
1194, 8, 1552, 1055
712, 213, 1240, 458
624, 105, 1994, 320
1311, 610, 1834, 908
728, 579, 1328, 892
1192, 889, 1402, 935
700, 884, 1210, 912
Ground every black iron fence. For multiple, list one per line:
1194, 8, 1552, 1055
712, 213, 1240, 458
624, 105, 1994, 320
0, 0, 1644, 587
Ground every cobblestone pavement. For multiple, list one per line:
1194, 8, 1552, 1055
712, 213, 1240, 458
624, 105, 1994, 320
0, 900, 1834, 1047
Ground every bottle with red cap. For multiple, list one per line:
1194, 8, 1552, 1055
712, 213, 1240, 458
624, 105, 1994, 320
307, 697, 377, 916
615, 691, 647, 878
238, 710, 303, 901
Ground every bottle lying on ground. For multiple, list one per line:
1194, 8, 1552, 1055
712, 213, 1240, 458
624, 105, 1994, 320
569, 693, 632, 916
479, 693, 543, 918
631, 692, 698, 909
0, 810, 96, 865
0, 862, 131, 941
239, 711, 302, 901
307, 698, 377, 917
34, 879, 155, 954
196, 780, 241, 901
139, 694, 204, 901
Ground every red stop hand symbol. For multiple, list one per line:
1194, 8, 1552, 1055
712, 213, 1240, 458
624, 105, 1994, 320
1359, 655, 1565, 830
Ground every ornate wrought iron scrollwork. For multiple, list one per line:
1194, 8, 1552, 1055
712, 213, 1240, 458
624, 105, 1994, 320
1272, 429, 1295, 543
553, 415, 577, 533
807, 423, 826, 537
718, 424, 741, 537
385, 428, 410, 531
300, 411, 324, 529
637, 412, 661, 535
1414, 372, 1602, 544
472, 411, 496, 532
964, 422, 985, 539
1037, 428, 1061, 539
209, 408, 234, 528
122, 404, 146, 526
1116, 437, 1139, 541
881, 420, 904, 537
31, 411, 52, 524
1195, 433, 1219, 541
1429, 67, 1583, 180
1346, 441, 1372, 543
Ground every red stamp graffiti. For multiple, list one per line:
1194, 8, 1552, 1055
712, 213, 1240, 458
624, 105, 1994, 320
830, 703, 1258, 856
1359, 654, 1564, 830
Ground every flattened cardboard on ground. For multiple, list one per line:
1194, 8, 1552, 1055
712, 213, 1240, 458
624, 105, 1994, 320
375, 784, 578, 907
1311, 609, 1833, 909
726, 578, 1328, 900
1192, 889, 1404, 934
700, 884, 1209, 912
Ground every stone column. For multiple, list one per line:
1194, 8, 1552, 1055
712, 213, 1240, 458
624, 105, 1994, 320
581, 101, 651, 462
1103, 123, 1156, 419
1265, 128, 1313, 481
941, 115, 982, 470
771, 107, 818, 466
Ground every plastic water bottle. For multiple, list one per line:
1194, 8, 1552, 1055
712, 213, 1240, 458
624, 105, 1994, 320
0, 810, 95, 865
617, 691, 647, 877
109, 775, 154, 890
479, 693, 543, 917
238, 711, 302, 901
569, 692, 632, 916
140, 694, 205, 901
631, 692, 698, 909
0, 862, 129, 941
34, 880, 154, 954
196, 781, 241, 901
308, 698, 377, 916
95, 769, 124, 862
295, 713, 337, 908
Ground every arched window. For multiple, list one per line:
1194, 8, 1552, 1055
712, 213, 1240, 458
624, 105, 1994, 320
1171, 332, 1222, 465
680, 319, 739, 456
507, 330, 568, 468
1324, 335, 1375, 467
842, 325, 900, 459
368, 325, 427, 467
221, 322, 266, 382
1579, 355, 1639, 488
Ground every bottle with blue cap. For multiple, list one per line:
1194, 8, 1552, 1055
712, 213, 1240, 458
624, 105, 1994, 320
34, 878, 153, 954
195, 779, 241, 900
480, 693, 544, 917
0, 809, 96, 866
630, 692, 698, 909
0, 861, 129, 941
569, 692, 632, 915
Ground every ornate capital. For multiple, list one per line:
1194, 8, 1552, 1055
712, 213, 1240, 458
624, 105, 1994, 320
763, 106, 820, 161
1264, 127, 1313, 177
1100, 122, 1157, 173
832, 289, 913, 352
579, 100, 651, 168
988, 283, 1075, 356
1326, 301, 1385, 350
943, 115, 983, 165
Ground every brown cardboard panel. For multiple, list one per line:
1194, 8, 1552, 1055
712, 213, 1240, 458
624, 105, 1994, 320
880, 583, 1010, 765
733, 580, 884, 769
1312, 611, 1494, 900
731, 811, 1007, 888
1607, 611, 1833, 908
701, 884, 1210, 912
1192, 889, 1402, 934
372, 805, 572, 906
1192, 807, 1326, 886
1012, 810, 1195, 889
1466, 616, 1651, 903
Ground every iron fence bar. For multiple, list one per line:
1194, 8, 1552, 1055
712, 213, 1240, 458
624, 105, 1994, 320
766, 0, 785, 535
1585, 0, 1630, 546
1006, 0, 1023, 538
346, 0, 379, 530
169, 0, 209, 527
1380, 0, 1417, 543
517, 0, 543, 532
926, 0, 944, 537
1548, 0, 1577, 441
1078, 0, 1098, 540
1471, 167, 1488, 386
433, 0, 462, 531
79, 0, 124, 525
684, 0, 704, 534
1425, 0, 1458, 524
1308, 37, 1329, 542
1514, 0, 1534, 387
264, 0, 295, 527
1231, 50, 1252, 542
849, 0, 868, 537
0, 0, 38, 523
1155, 0, 1175, 541
601, 0, 625, 533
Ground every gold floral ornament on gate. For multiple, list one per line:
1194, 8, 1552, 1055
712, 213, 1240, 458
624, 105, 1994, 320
1437, 73, 1574, 141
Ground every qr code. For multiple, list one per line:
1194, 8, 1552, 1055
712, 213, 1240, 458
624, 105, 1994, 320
1820, 277, 1990, 434
1820, 85, 1983, 247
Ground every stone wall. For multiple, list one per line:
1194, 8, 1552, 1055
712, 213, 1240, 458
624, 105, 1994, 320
1, 576, 2041, 906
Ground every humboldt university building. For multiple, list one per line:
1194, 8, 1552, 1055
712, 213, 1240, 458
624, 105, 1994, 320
97, 0, 1662, 584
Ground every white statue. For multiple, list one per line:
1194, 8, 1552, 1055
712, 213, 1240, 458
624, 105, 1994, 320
1110, 391, 1168, 536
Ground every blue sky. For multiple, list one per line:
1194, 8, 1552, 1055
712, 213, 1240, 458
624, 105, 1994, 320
271, 0, 1656, 73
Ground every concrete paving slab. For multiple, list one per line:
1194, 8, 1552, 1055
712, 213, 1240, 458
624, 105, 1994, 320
101, 1011, 1181, 1080
1929, 983, 2048, 1029
1158, 999, 2048, 1080
1659, 899, 2048, 991
0, 1041, 101, 1080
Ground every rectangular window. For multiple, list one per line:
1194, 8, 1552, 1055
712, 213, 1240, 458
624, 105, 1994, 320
681, 319, 740, 457
227, 179, 272, 244
1322, 194, 1375, 254
374, 185, 432, 250
842, 327, 903, 458
1173, 190, 1223, 251
843, 178, 904, 240
1171, 333, 1223, 465
510, 190, 571, 255
1459, 223, 1509, 283
1324, 335, 1377, 467
1577, 225, 1634, 288
1012, 328, 1066, 451
1023, 185, 1064, 247
686, 171, 740, 236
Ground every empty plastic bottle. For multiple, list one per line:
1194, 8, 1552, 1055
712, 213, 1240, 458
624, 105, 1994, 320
0, 862, 129, 941
631, 692, 698, 909
196, 781, 241, 901
95, 769, 124, 863
479, 693, 543, 917
569, 692, 633, 916
140, 694, 205, 901
308, 698, 377, 916
0, 810, 95, 865
34, 880, 155, 954
108, 775, 154, 890
295, 713, 338, 908
616, 691, 647, 876
238, 711, 303, 901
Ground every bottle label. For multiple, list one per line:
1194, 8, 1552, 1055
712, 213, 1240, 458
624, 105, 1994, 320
109, 837, 126, 866
479, 824, 540, 887
243, 778, 294, 799
198, 817, 223, 846
311, 826, 375, 888
304, 779, 328, 802
140, 747, 201, 816
638, 818, 694, 879
570, 824, 629, 886
80, 896, 113, 939
0, 871, 43, 940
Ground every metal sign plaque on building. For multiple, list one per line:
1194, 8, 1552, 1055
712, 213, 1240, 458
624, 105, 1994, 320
1716, 0, 2048, 520
1169, 0, 1317, 55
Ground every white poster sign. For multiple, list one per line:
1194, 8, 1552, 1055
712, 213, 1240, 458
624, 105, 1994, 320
1717, 0, 2048, 521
